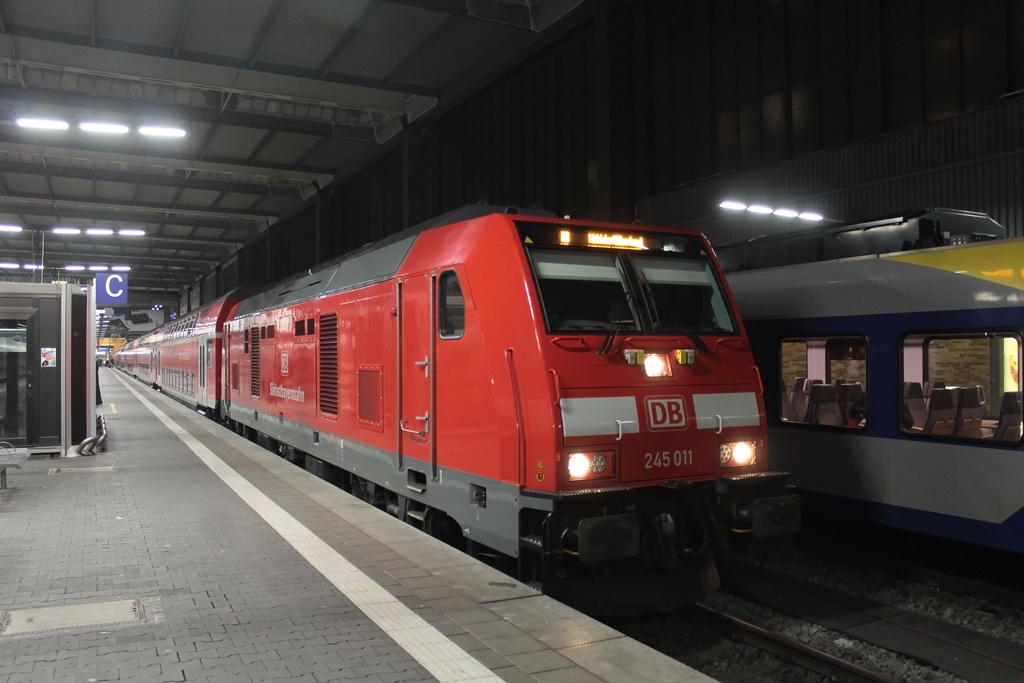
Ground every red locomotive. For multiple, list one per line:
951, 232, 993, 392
122, 206, 799, 612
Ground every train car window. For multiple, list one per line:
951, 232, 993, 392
307, 318, 315, 335
267, 325, 275, 339
295, 320, 305, 336
901, 332, 1021, 442
529, 249, 640, 333
438, 271, 465, 339
632, 254, 736, 334
778, 336, 867, 429
206, 339, 213, 368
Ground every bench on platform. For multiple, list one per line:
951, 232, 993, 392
0, 442, 30, 489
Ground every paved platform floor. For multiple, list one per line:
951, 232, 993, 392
0, 369, 714, 682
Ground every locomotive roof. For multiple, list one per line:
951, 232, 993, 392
234, 204, 556, 317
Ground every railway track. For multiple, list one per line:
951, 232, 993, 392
716, 560, 1024, 682
692, 602, 898, 683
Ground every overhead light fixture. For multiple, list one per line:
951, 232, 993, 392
720, 200, 828, 223
139, 125, 187, 138
0, 262, 19, 269
0, 224, 22, 233
17, 117, 69, 130
23, 264, 43, 270
53, 227, 81, 235
118, 228, 146, 236
88, 265, 109, 271
66, 265, 86, 271
111, 265, 131, 271
86, 228, 114, 236
79, 122, 129, 134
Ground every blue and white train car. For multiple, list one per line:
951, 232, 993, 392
726, 238, 1024, 552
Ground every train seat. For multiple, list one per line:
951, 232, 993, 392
838, 382, 864, 424
923, 380, 946, 404
902, 382, 928, 429
808, 383, 844, 426
988, 391, 1023, 441
922, 388, 957, 435
788, 377, 811, 423
953, 386, 984, 438
780, 391, 797, 422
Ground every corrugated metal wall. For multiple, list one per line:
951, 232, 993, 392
636, 0, 1024, 244
639, 96, 1024, 244
215, 0, 1024, 301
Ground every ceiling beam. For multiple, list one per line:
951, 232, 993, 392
0, 35, 436, 121
0, 140, 335, 187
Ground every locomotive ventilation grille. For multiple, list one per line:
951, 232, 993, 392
319, 313, 339, 415
250, 327, 260, 397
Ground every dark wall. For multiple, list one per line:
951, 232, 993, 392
221, 0, 1024, 293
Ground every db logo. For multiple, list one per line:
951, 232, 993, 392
645, 396, 687, 430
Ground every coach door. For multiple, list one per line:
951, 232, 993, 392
397, 273, 435, 475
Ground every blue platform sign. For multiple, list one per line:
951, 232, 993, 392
96, 273, 128, 304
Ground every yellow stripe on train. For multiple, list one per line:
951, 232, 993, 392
884, 238, 1024, 291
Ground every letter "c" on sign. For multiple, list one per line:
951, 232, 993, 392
105, 274, 125, 298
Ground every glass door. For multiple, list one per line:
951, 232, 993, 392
0, 318, 29, 441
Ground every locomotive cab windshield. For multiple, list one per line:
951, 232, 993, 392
518, 221, 738, 337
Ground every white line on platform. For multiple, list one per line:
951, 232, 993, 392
117, 375, 503, 683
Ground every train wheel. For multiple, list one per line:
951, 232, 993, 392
423, 510, 463, 549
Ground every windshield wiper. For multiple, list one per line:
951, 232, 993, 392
687, 330, 709, 354
598, 324, 618, 355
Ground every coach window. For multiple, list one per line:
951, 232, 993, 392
779, 336, 867, 429
438, 271, 465, 339
901, 332, 1022, 442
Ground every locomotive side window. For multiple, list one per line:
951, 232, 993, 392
901, 332, 1021, 442
529, 249, 639, 333
438, 271, 465, 339
778, 336, 867, 428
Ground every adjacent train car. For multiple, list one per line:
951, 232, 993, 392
726, 238, 1024, 553
217, 205, 799, 610
115, 286, 260, 413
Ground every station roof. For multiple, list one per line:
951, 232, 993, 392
0, 0, 585, 304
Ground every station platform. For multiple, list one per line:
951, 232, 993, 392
0, 368, 713, 682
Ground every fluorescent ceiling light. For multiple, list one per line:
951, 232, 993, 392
773, 208, 799, 217
66, 265, 86, 271
118, 228, 146, 236
0, 224, 22, 233
88, 265, 109, 271
17, 117, 69, 130
79, 122, 129, 134
799, 212, 824, 221
23, 264, 43, 270
53, 227, 81, 235
0, 262, 19, 269
86, 228, 114, 236
111, 265, 131, 271
719, 201, 747, 211
139, 125, 187, 138
746, 204, 774, 214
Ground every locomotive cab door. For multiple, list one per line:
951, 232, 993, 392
397, 273, 434, 475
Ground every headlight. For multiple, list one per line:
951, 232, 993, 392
719, 440, 758, 467
566, 450, 615, 481
643, 353, 672, 378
